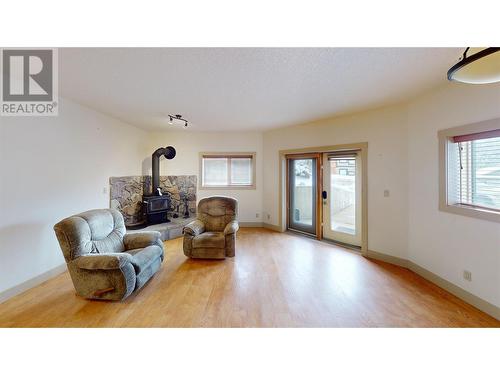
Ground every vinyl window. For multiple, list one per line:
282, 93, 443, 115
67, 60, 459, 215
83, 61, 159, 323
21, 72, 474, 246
439, 120, 500, 222
200, 153, 256, 189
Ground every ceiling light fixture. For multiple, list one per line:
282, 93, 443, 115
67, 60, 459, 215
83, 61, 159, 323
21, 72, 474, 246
168, 114, 189, 128
447, 47, 500, 84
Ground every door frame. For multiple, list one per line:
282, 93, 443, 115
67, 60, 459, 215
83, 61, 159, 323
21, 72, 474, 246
285, 153, 323, 239
278, 142, 368, 255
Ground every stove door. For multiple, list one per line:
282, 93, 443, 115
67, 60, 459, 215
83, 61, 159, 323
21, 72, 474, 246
149, 198, 169, 212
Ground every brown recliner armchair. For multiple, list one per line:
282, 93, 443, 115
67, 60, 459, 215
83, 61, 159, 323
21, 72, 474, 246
183, 196, 239, 259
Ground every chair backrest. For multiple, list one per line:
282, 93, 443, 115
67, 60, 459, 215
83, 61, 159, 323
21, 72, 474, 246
197, 196, 238, 232
54, 209, 126, 262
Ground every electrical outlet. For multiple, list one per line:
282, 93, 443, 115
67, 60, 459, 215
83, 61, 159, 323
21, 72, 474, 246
102, 187, 108, 195
383, 189, 390, 197
463, 270, 472, 282
256, 213, 259, 218
267, 214, 271, 220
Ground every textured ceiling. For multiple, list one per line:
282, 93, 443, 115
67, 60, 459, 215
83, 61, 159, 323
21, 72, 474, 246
59, 48, 463, 131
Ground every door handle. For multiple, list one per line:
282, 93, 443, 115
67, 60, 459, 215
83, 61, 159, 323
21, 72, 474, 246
322, 191, 327, 199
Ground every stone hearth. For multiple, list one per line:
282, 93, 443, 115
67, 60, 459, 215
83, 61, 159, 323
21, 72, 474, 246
109, 175, 197, 227
126, 217, 193, 240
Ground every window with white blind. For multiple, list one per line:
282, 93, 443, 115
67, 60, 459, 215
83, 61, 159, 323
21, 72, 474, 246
439, 120, 500, 222
200, 153, 256, 189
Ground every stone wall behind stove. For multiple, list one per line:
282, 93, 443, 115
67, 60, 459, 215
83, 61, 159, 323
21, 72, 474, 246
109, 175, 197, 226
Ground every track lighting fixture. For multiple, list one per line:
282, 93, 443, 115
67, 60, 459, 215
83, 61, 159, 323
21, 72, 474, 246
167, 114, 189, 127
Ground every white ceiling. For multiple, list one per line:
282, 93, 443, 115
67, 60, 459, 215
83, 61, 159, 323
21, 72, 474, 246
59, 48, 463, 132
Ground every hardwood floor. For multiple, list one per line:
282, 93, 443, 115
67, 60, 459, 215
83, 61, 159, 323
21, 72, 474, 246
0, 228, 498, 327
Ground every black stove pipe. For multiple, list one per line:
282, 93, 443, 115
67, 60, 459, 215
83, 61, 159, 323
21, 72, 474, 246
152, 146, 176, 195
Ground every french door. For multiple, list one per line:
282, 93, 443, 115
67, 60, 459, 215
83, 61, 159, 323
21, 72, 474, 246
286, 154, 321, 236
322, 151, 362, 247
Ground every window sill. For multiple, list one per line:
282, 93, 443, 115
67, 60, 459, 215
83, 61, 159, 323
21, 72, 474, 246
439, 203, 500, 223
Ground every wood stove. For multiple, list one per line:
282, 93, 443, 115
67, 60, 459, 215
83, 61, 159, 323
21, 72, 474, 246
141, 146, 176, 226
143, 195, 171, 225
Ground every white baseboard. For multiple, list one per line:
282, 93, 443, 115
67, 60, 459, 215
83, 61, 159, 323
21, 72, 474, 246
407, 261, 500, 321
239, 221, 264, 227
366, 249, 500, 321
240, 222, 282, 232
0, 263, 67, 304
262, 223, 282, 232
211, 221, 283, 232
366, 249, 409, 268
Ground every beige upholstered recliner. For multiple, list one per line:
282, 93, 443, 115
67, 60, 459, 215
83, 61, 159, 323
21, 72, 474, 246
183, 196, 239, 259
54, 209, 164, 301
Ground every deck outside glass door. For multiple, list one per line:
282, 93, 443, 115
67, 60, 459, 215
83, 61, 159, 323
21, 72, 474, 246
287, 155, 319, 236
322, 151, 362, 247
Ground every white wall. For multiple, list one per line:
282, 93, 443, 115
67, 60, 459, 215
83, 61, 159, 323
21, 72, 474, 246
262, 106, 409, 259
147, 130, 263, 223
407, 83, 500, 307
0, 98, 149, 295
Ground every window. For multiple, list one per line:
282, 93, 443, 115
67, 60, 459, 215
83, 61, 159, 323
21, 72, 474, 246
439, 119, 500, 222
200, 153, 256, 189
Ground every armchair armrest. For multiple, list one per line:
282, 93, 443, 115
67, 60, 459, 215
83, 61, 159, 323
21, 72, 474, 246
73, 253, 133, 270
123, 231, 162, 250
224, 220, 239, 235
183, 219, 205, 236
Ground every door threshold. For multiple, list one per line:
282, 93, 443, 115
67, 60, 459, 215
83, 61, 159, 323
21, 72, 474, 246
321, 237, 361, 252
285, 230, 363, 254
286, 228, 317, 239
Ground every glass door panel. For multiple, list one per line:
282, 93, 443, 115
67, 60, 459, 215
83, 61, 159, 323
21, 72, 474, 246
322, 152, 362, 246
288, 157, 317, 235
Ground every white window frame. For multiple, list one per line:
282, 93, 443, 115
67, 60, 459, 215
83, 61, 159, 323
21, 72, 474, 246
199, 152, 256, 190
438, 118, 500, 223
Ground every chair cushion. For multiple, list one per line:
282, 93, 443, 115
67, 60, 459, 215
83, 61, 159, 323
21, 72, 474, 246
123, 231, 162, 250
192, 232, 225, 248
125, 245, 163, 274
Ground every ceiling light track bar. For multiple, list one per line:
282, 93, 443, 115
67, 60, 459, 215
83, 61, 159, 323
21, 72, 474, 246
168, 114, 189, 127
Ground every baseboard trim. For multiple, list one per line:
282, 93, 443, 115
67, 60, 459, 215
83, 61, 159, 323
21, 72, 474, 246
240, 222, 284, 232
262, 223, 282, 232
407, 261, 500, 321
365, 250, 500, 321
239, 221, 283, 232
240, 221, 264, 227
0, 263, 67, 304
366, 249, 409, 268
